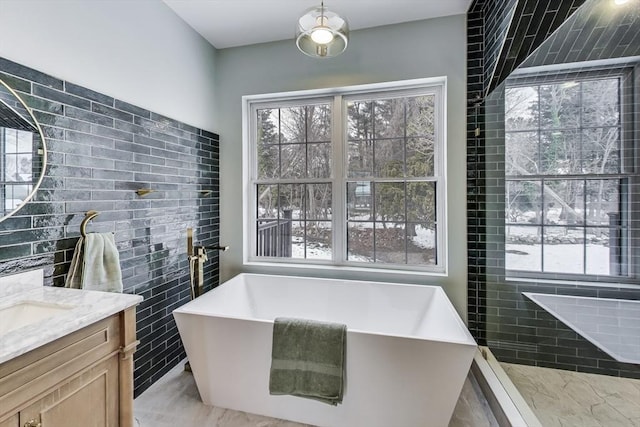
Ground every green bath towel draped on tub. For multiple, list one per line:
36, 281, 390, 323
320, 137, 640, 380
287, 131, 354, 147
269, 317, 346, 405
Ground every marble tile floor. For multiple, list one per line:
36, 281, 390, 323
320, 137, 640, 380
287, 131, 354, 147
503, 363, 640, 427
134, 360, 499, 427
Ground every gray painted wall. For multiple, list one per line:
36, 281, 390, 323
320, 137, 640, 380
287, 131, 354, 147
215, 15, 468, 318
0, 0, 218, 132
0, 2, 468, 318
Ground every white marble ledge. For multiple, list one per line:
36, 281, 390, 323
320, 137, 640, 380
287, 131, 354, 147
524, 292, 640, 364
0, 282, 142, 365
0, 268, 43, 296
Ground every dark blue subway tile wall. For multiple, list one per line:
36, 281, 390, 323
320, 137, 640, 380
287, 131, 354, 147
0, 58, 219, 397
482, 0, 518, 98
521, 0, 640, 68
467, 0, 487, 343
467, 1, 640, 378
485, 0, 586, 94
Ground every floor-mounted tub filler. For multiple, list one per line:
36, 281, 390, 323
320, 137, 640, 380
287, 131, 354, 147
173, 274, 477, 427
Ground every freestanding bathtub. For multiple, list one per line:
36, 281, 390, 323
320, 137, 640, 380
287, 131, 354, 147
173, 273, 477, 427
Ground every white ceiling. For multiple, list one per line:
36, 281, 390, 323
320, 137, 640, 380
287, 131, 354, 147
163, 0, 472, 49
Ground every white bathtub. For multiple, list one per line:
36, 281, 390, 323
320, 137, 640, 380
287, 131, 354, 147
173, 274, 477, 427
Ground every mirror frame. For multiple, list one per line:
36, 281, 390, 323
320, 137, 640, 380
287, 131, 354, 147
0, 78, 48, 224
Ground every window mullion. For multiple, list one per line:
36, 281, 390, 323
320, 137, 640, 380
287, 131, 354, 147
332, 95, 346, 264
247, 78, 447, 273
403, 100, 409, 264
583, 178, 587, 274
248, 104, 258, 260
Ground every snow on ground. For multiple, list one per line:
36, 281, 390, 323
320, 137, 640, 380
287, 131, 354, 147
290, 239, 370, 261
290, 236, 332, 260
412, 226, 435, 249
290, 239, 612, 273
506, 243, 610, 275
289, 224, 436, 261
291, 243, 332, 260
284, 220, 609, 274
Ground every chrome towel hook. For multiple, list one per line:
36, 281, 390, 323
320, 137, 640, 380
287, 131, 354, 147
80, 210, 99, 237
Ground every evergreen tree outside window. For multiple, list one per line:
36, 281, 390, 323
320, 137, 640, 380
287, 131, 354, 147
244, 79, 446, 273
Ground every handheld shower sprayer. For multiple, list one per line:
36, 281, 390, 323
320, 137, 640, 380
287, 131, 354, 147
186, 228, 228, 300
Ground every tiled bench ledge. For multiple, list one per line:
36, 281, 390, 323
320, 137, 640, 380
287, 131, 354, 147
524, 292, 640, 364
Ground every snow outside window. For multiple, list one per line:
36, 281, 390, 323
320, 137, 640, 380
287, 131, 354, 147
1, 128, 33, 212
245, 80, 446, 273
504, 70, 638, 279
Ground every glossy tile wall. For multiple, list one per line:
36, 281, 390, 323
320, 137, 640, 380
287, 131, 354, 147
466, 0, 487, 343
467, 0, 586, 343
0, 57, 220, 396
485, 1, 587, 95
482, 73, 640, 378
467, 0, 640, 378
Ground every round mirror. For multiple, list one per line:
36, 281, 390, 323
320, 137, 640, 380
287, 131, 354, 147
0, 78, 47, 223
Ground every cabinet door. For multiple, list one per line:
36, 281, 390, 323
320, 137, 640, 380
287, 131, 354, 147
20, 355, 119, 427
0, 414, 18, 427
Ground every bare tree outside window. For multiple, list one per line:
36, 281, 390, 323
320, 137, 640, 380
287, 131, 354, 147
345, 94, 437, 265
256, 104, 332, 259
248, 81, 446, 271
504, 73, 629, 277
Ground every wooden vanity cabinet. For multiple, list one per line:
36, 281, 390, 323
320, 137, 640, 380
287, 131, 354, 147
0, 414, 18, 427
0, 308, 138, 427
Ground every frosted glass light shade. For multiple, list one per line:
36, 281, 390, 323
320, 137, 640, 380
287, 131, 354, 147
296, 4, 348, 58
311, 27, 334, 44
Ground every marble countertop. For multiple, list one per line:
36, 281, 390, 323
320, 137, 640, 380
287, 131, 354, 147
0, 269, 142, 365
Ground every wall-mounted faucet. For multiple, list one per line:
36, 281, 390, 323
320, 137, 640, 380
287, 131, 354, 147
187, 228, 228, 299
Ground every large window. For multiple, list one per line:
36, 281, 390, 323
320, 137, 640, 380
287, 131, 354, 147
504, 70, 637, 279
245, 80, 446, 273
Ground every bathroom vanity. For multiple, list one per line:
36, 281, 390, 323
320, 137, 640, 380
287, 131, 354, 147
0, 270, 142, 427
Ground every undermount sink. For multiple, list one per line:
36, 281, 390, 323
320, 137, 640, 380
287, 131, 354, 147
0, 301, 74, 335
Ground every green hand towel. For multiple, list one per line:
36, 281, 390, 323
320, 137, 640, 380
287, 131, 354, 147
269, 317, 346, 406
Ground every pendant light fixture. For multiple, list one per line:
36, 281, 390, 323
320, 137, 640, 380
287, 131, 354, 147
296, 1, 349, 58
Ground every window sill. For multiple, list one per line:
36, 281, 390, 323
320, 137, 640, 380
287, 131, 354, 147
243, 260, 448, 283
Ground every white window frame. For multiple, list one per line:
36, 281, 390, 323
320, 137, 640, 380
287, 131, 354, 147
242, 77, 448, 275
503, 66, 639, 282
